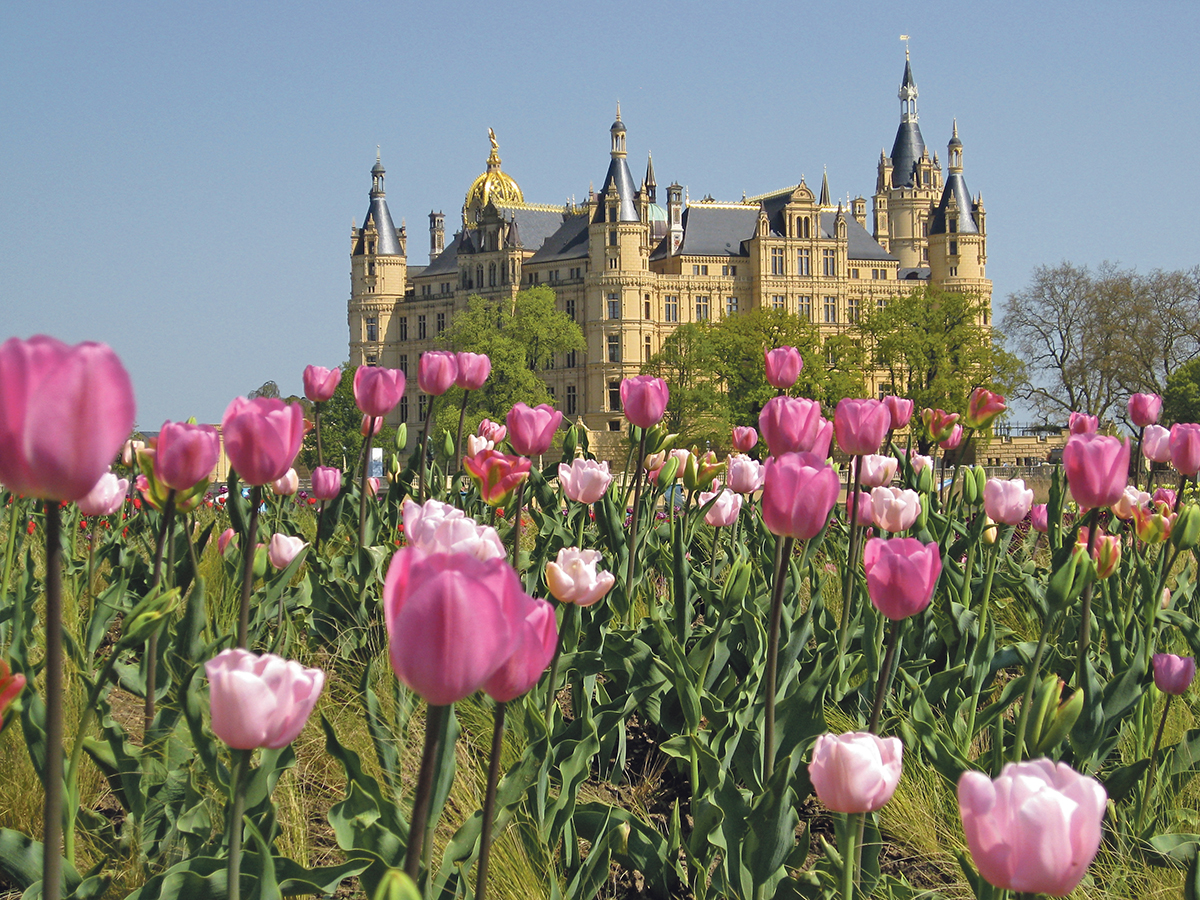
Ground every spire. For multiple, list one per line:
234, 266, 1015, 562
609, 102, 627, 158
888, 51, 926, 188
948, 120, 964, 173
359, 153, 402, 256
819, 168, 830, 206
599, 110, 637, 221
644, 152, 657, 195
370, 149, 386, 199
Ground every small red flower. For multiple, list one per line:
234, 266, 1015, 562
26, 522, 36, 535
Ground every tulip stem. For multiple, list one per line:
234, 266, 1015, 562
476, 701, 507, 900
406, 704, 447, 883
454, 392, 469, 504
227, 748, 249, 900
624, 431, 648, 614
359, 420, 377, 547
65, 646, 123, 865
1, 494, 22, 603
144, 489, 176, 744
1013, 609, 1058, 763
840, 812, 859, 900
237, 488, 261, 649
1136, 693, 1172, 834
868, 620, 903, 734
42, 502, 65, 900
418, 397, 439, 503
837, 458, 864, 656
314, 402, 325, 469
510, 482, 526, 571
763, 536, 796, 782
1074, 508, 1101, 688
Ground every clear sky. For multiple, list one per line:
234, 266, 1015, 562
3, 1, 1198, 429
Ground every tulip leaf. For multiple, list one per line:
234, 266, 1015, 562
1166, 728, 1200, 797
744, 766, 798, 886
1147, 832, 1200, 864
0, 828, 82, 892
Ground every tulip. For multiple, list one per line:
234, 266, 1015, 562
870, 487, 921, 533
921, 408, 959, 443
725, 454, 764, 494
77, 472, 129, 517
366, 476, 380, 497
858, 454, 897, 488
418, 350, 458, 396
205, 648, 324, 749
845, 490, 873, 527
122, 439, 145, 467
310, 466, 342, 501
1143, 424, 1172, 463
883, 396, 914, 431
0, 336, 137, 501
155, 421, 220, 492
1163, 587, 1173, 609
1091, 531, 1121, 578
834, 399, 891, 457
218, 527, 237, 554
454, 352, 491, 390
1129, 393, 1162, 428
0, 659, 25, 729
983, 478, 1034, 526
465, 434, 494, 458
303, 365, 341, 403
965, 388, 1007, 429
758, 396, 825, 457
764, 346, 803, 389
483, 597, 557, 703
353, 365, 406, 418
910, 453, 933, 474
662, 448, 691, 483
1152, 654, 1196, 695
545, 548, 616, 606
221, 397, 306, 486
620, 375, 670, 429
700, 487, 742, 527
1171, 423, 1200, 476
958, 759, 1106, 896
463, 450, 532, 507
1030, 504, 1049, 533
1063, 433, 1129, 509
360, 415, 382, 437
477, 419, 507, 443
940, 424, 964, 450
506, 403, 561, 457
1133, 501, 1174, 543
402, 497, 506, 561
270, 468, 299, 496
1153, 487, 1177, 509
863, 537, 942, 620
809, 732, 903, 814
761, 452, 840, 541
684, 450, 724, 492
980, 515, 998, 544
1112, 485, 1150, 520
383, 546, 527, 705
731, 426, 758, 452
1068, 412, 1098, 435
267, 534, 307, 569
558, 458, 612, 504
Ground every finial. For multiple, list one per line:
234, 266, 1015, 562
953, 118, 959, 138
615, 100, 621, 122
900, 34, 910, 59
376, 145, 381, 163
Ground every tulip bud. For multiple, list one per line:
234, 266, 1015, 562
395, 423, 408, 450
561, 426, 578, 460
1171, 504, 1200, 550
442, 429, 456, 460
980, 515, 998, 544
973, 467, 988, 500
656, 456, 681, 488
372, 870, 422, 900
1091, 533, 1120, 579
1045, 545, 1092, 613
917, 464, 935, 495
1036, 683, 1084, 755
962, 468, 980, 505
1153, 653, 1196, 695
721, 557, 752, 604
1028, 674, 1061, 752
120, 586, 181, 645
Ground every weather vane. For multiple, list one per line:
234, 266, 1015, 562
900, 34, 910, 59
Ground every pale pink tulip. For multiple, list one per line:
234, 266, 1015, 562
507, 403, 561, 457
155, 421, 220, 491
1128, 393, 1162, 428
700, 487, 742, 527
834, 398, 891, 457
402, 498, 506, 561
545, 548, 616, 607
863, 537, 942, 620
454, 352, 491, 391
858, 454, 898, 488
1143, 425, 1172, 463
870, 486, 921, 533
558, 458, 612, 504
725, 454, 764, 494
1153, 653, 1196, 695
205, 649, 324, 749
267, 534, 307, 569
1068, 412, 1098, 435
303, 365, 341, 403
762, 452, 840, 540
221, 397, 305, 486
982, 478, 1034, 526
78, 472, 129, 517
483, 597, 557, 702
809, 732, 903, 814
270, 468, 299, 496
1063, 433, 1129, 509
619, 376, 670, 429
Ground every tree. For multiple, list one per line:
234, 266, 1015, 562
641, 322, 730, 447
1163, 356, 1200, 425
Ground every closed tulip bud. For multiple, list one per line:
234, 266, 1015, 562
122, 439, 145, 467
205, 649, 324, 749
761, 452, 840, 540
483, 597, 557, 702
1163, 587, 1173, 609
372, 870, 422, 900
222, 397, 306, 486
310, 466, 342, 501
870, 486, 921, 533
78, 472, 129, 517
845, 490, 873, 526
268, 533, 307, 569
809, 732, 903, 813
453, 352, 491, 390
417, 350, 458, 396
0, 659, 25, 730
1030, 504, 1049, 533
1091, 532, 1120, 578
883, 395, 914, 430
699, 487, 742, 527
858, 454, 898, 488
619, 375, 670, 428
1143, 424, 1172, 463
834, 398, 891, 456
506, 403, 561, 457
462, 449, 531, 507
684, 449, 723, 492
731, 426, 758, 452
764, 346, 803, 389
121, 585, 181, 645
1171, 423, 1200, 476
921, 408, 959, 443
1133, 502, 1173, 543
966, 388, 1007, 429
758, 395, 825, 457
721, 556, 752, 604
1068, 412, 1098, 435
1128, 392, 1162, 428
270, 468, 299, 496
441, 429, 456, 460
725, 454, 764, 494
353, 366, 406, 418
983, 478, 1034, 526
546, 547, 616, 606
1152, 653, 1196, 695
395, 423, 408, 449
558, 458, 612, 504
1171, 503, 1200, 550
910, 453, 933, 474
1063, 433, 1130, 509
981, 515, 998, 544
863, 537, 942, 619
360, 415, 383, 437
302, 365, 342, 403
218, 527, 237, 555
155, 421, 220, 492
1045, 545, 1092, 612
1037, 686, 1084, 755
940, 424, 964, 450
655, 455, 681, 488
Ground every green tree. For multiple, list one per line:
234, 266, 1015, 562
641, 322, 730, 447
299, 364, 399, 474
1163, 356, 1200, 425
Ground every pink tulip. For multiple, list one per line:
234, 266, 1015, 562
464, 434, 493, 458
267, 533, 307, 569
483, 597, 557, 702
1153, 487, 1177, 509
558, 458, 612, 504
1143, 425, 1172, 463
1111, 485, 1150, 520
858, 454, 898, 488
454, 352, 491, 390
222, 397, 306, 486
303, 365, 341, 403
270, 468, 299, 496
940, 424, 964, 450
402, 498, 506, 561
0, 336, 136, 501
863, 537, 942, 620
620, 376, 670, 429
1030, 504, 1049, 533
921, 408, 959, 443
1062, 433, 1130, 509
155, 421, 220, 492
1092, 531, 1121, 578
1171, 423, 1200, 476
758, 396, 824, 457
809, 732, 903, 814
1152, 653, 1196, 695
546, 547, 616, 607
1128, 393, 1162, 428
834, 399, 891, 457
360, 415, 383, 437
764, 346, 803, 389
418, 350, 458, 396
883, 396, 914, 431
205, 648, 324, 749
1134, 502, 1174, 543
910, 453, 933, 474
78, 472, 129, 517
310, 466, 342, 501
870, 487, 921, 533
353, 366, 406, 418
366, 476, 380, 497
477, 419, 507, 443
383, 546, 526, 705
845, 490, 873, 527
463, 450, 532, 506
506, 403, 561, 457
1068, 412, 1098, 435
731, 426, 758, 452
0, 659, 25, 731
965, 388, 1007, 429
761, 452, 840, 541
983, 478, 1034, 526
958, 759, 1106, 896
218, 527, 237, 554
700, 487, 742, 527
725, 454, 765, 494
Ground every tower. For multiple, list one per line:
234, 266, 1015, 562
928, 120, 988, 300
349, 153, 407, 368
429, 211, 445, 262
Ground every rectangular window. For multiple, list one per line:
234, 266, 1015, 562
771, 247, 785, 275
799, 296, 812, 321
366, 316, 378, 342
608, 257, 618, 269
607, 293, 621, 320
546, 353, 555, 370
877, 297, 887, 311
436, 312, 445, 333
726, 296, 738, 315
566, 297, 576, 320
772, 295, 785, 310
418, 315, 427, 339
365, 353, 377, 365
609, 229, 618, 246
395, 394, 407, 423
850, 268, 859, 279
566, 350, 577, 368
664, 295, 679, 322
609, 380, 621, 412
442, 282, 450, 293
607, 335, 621, 363
421, 284, 431, 296
871, 269, 880, 280
644, 335, 652, 360
695, 295, 710, 320
823, 249, 836, 277
797, 249, 810, 276
550, 270, 560, 282
418, 395, 427, 423
722, 264, 737, 277
644, 297, 652, 319
566, 385, 577, 415
949, 266, 958, 277
398, 354, 408, 374
692, 264, 708, 276
824, 296, 838, 324
949, 240, 959, 256
847, 296, 860, 323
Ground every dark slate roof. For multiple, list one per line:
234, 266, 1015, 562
597, 156, 639, 222
421, 233, 463, 277
495, 206, 572, 250
889, 120, 925, 188
675, 205, 759, 257
354, 195, 403, 255
408, 266, 426, 279
899, 266, 931, 281
818, 211, 897, 262
527, 214, 590, 263
901, 58, 916, 90
928, 174, 978, 235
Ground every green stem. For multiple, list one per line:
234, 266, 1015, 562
1074, 508, 1101, 687
510, 482, 526, 571
237, 488, 261, 649
42, 502, 65, 900
359, 419, 377, 547
838, 460, 864, 655
1136, 694, 1172, 834
405, 704, 447, 882
314, 403, 325, 469
1013, 611, 1058, 763
144, 490, 176, 743
476, 702, 506, 900
763, 536, 796, 781
841, 812, 859, 900
63, 647, 122, 865
964, 543, 1000, 743
624, 432, 648, 607
418, 396, 439, 502
454, 391, 469, 484
868, 620, 903, 734
1, 494, 22, 601
708, 524, 721, 582
227, 749, 248, 900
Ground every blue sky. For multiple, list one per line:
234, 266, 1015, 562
3, 1, 1198, 428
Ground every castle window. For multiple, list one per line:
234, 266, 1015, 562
798, 216, 810, 238
847, 296, 860, 323
399, 395, 409, 422
418, 315, 427, 339
849, 268, 859, 279
608, 293, 621, 320
949, 266, 958, 277
436, 312, 445, 333
566, 385, 577, 415
695, 296, 710, 320
368, 240, 375, 255
799, 296, 812, 321
949, 219, 958, 234
399, 316, 408, 340
367, 261, 375, 277
877, 297, 887, 311
822, 249, 837, 277
419, 395, 427, 423
609, 229, 618, 246
365, 354, 377, 365
546, 353, 555, 370
949, 240, 959, 256
607, 335, 621, 363
566, 350, 577, 368
726, 296, 738, 315
609, 381, 621, 412
797, 249, 811, 276
771, 248, 785, 276
566, 298, 576, 320
692, 264, 709, 276
608, 257, 618, 270
644, 297, 652, 319
421, 284, 431, 296
366, 316, 378, 342
824, 296, 838, 323
664, 295, 679, 322
488, 263, 497, 287
442, 282, 450, 293
550, 270, 560, 282
722, 264, 737, 276
645, 336, 653, 360
772, 295, 785, 310
399, 354, 408, 374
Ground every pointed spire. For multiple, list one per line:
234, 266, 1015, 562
643, 151, 657, 203
819, 168, 831, 206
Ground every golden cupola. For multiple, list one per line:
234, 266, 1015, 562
462, 129, 524, 228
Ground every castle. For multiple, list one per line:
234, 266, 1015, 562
346, 55, 990, 437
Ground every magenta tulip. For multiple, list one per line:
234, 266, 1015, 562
725, 454, 764, 494
1068, 412, 1098, 435
303, 365, 341, 403
809, 732, 903, 814
154, 421, 220, 492
1030, 504, 1049, 533
218, 527, 237, 555
764, 346, 803, 389
267, 533, 307, 569
758, 396, 824, 457
1062, 433, 1130, 509
700, 487, 742, 527
558, 458, 612, 504
731, 426, 759, 452
383, 546, 527, 705
506, 403, 561, 456
958, 760, 1106, 896
483, 597, 558, 703
1170, 423, 1200, 476
845, 490, 873, 527
620, 376, 670, 429
0, 336, 136, 501
1153, 654, 1196, 695
353, 366, 406, 418
360, 415, 382, 437
883, 396, 914, 431
478, 419, 507, 443
1153, 487, 1177, 509
78, 472, 129, 517
454, 352, 491, 390
1144, 425, 1173, 463
222, 397, 305, 486
205, 649, 324, 749
546, 548, 616, 606
834, 398, 891, 457
863, 537, 942, 620
761, 452, 840, 540
402, 497, 506, 561
870, 487, 921, 533
965, 388, 1007, 429
983, 478, 1034, 526
1129, 393, 1162, 428
310, 466, 342, 501
418, 350, 458, 396
940, 424, 964, 450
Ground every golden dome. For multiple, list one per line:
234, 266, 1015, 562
462, 128, 523, 228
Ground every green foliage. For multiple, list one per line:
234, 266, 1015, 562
1165, 357, 1200, 425
300, 363, 399, 474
